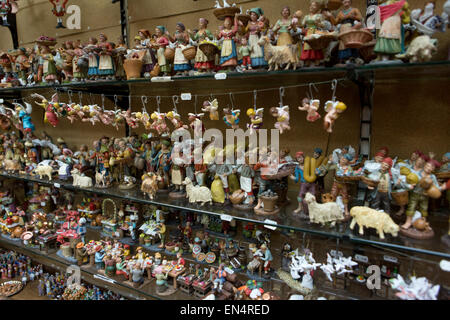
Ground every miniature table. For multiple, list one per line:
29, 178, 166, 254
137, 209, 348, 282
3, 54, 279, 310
38, 233, 58, 254
168, 268, 185, 289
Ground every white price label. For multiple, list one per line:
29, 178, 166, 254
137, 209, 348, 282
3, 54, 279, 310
220, 214, 233, 222
214, 73, 227, 80
94, 274, 116, 284
54, 183, 60, 188
181, 93, 192, 101
263, 219, 277, 230
150, 76, 173, 82
41, 202, 46, 207
383, 255, 398, 264
224, 267, 234, 274
354, 254, 369, 263
330, 250, 344, 258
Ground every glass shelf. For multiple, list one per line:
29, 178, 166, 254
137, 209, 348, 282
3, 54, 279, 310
0, 60, 448, 96
1, 172, 449, 259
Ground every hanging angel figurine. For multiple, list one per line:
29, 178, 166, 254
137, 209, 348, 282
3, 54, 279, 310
65, 103, 79, 124
202, 99, 219, 121
150, 112, 170, 136
299, 98, 321, 122
246, 107, 264, 134
12, 101, 35, 133
120, 108, 139, 129
166, 111, 188, 130
31, 93, 63, 127
134, 111, 151, 130
188, 113, 205, 138
270, 105, 290, 134
223, 108, 240, 129
323, 100, 347, 133
97, 109, 116, 126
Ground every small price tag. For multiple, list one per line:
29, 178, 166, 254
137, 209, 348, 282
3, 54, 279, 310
40, 202, 46, 207
220, 214, 233, 222
330, 250, 344, 258
181, 93, 192, 101
214, 73, 227, 80
224, 267, 234, 274
263, 219, 277, 230
54, 183, 60, 188
354, 254, 369, 264
150, 76, 173, 82
383, 255, 398, 264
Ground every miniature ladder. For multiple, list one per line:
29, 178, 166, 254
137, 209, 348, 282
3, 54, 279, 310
356, 72, 375, 205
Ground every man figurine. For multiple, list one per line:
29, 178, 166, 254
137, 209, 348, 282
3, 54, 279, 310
77, 217, 87, 243
128, 262, 145, 287
94, 246, 105, 270
49, 0, 68, 28
368, 157, 398, 213
213, 264, 227, 292
175, 252, 185, 266
290, 151, 315, 218
260, 244, 273, 277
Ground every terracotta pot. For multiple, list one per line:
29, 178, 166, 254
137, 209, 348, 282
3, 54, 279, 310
427, 185, 442, 199
338, 29, 373, 49
392, 190, 409, 206
413, 218, 427, 231
261, 196, 278, 212
123, 59, 143, 80
182, 46, 196, 61
164, 47, 175, 61
419, 177, 433, 190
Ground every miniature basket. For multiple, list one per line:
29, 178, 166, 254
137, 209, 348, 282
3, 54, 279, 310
304, 34, 337, 51
338, 29, 373, 49
199, 42, 219, 57
335, 175, 361, 183
230, 190, 245, 205
213, 7, 240, 20
359, 40, 377, 62
236, 14, 251, 26
124, 59, 143, 80
182, 46, 197, 60
164, 47, 175, 61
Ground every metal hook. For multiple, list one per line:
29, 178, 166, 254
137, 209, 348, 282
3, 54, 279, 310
156, 96, 161, 113
113, 95, 118, 111
101, 94, 105, 110
89, 93, 94, 105
67, 90, 73, 104
141, 96, 148, 113
172, 95, 179, 113
128, 95, 132, 111
308, 83, 318, 100
253, 90, 257, 108
78, 91, 83, 105
331, 79, 338, 102
279, 87, 285, 106
229, 92, 235, 109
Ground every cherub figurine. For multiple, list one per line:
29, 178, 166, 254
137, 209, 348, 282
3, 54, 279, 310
135, 111, 152, 130
80, 105, 101, 126
166, 111, 188, 130
202, 99, 219, 121
223, 108, 240, 129
270, 105, 290, 134
120, 108, 139, 129
150, 112, 170, 136
31, 93, 64, 127
299, 98, 321, 122
323, 101, 347, 133
12, 102, 35, 134
246, 108, 264, 133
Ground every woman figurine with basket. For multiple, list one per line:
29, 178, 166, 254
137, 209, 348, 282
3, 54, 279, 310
245, 8, 268, 68
217, 14, 240, 71
36, 37, 59, 84
167, 23, 192, 76
138, 29, 157, 78
190, 18, 216, 74
97, 33, 115, 80
152, 26, 171, 76
300, 1, 326, 67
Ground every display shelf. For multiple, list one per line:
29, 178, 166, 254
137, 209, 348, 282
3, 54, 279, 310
1, 172, 449, 259
0, 61, 449, 96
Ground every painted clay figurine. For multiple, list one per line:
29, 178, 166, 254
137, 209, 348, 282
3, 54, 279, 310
323, 100, 347, 133
299, 98, 321, 122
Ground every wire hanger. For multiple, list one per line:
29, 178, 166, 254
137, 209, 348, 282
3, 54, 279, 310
101, 94, 105, 111
156, 96, 161, 113
229, 92, 235, 110
67, 90, 73, 104
172, 95, 179, 114
78, 91, 83, 105
308, 83, 318, 101
141, 95, 148, 114
279, 87, 285, 107
113, 95, 118, 111
253, 89, 257, 109
331, 79, 338, 102
128, 95, 132, 111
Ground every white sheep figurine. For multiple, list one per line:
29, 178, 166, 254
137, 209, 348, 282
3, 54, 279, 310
183, 177, 212, 205
33, 165, 54, 181
71, 168, 93, 188
350, 206, 400, 239
304, 193, 344, 226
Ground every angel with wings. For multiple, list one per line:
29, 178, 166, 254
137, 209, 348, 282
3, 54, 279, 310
246, 107, 264, 134
150, 112, 170, 136
31, 93, 64, 127
134, 111, 151, 131
299, 98, 321, 122
188, 113, 205, 137
270, 105, 290, 134
119, 108, 139, 129
12, 101, 35, 133
202, 99, 219, 121
166, 110, 188, 130
223, 108, 240, 129
323, 100, 347, 133
49, 0, 69, 29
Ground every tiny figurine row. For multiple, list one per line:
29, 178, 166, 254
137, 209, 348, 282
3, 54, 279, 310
1, 0, 449, 87
0, 127, 449, 243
